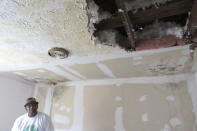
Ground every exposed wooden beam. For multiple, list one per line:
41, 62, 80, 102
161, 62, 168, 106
188, 0, 197, 43
115, 0, 135, 50
95, 0, 192, 30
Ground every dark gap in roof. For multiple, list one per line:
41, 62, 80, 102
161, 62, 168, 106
93, 0, 117, 14
115, 27, 128, 37
159, 13, 188, 26
88, 0, 190, 51
133, 13, 188, 32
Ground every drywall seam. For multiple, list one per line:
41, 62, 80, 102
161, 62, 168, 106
33, 84, 39, 98
54, 114, 70, 125
60, 66, 86, 80
55, 85, 84, 131
60, 74, 188, 87
71, 84, 84, 131
44, 86, 54, 116
187, 73, 197, 124
114, 106, 125, 131
45, 66, 81, 81
96, 62, 116, 78
0, 45, 189, 72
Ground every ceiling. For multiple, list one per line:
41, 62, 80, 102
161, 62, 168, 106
0, 0, 196, 84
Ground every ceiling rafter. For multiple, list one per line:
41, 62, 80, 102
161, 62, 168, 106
95, 0, 192, 31
189, 0, 197, 42
188, 0, 197, 50
115, 0, 136, 50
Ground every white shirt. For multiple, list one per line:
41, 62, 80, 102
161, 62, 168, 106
12, 112, 54, 131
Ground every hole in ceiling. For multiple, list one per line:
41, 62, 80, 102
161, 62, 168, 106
48, 47, 69, 59
86, 0, 191, 51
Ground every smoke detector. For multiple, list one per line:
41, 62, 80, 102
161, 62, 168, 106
48, 47, 69, 59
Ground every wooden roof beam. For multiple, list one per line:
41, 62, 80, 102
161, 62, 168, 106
188, 0, 197, 43
95, 0, 192, 30
115, 0, 135, 50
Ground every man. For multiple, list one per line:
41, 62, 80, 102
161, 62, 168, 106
12, 97, 54, 131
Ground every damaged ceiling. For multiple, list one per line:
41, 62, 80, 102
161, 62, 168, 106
0, 0, 197, 84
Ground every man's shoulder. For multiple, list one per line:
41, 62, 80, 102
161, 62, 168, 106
37, 112, 50, 119
15, 113, 28, 122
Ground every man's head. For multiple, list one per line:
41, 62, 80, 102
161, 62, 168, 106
24, 97, 39, 117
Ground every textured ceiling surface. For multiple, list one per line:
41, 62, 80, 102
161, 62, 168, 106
0, 0, 118, 68
6, 46, 192, 84
0, 0, 193, 84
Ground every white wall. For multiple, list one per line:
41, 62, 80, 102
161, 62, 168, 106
187, 49, 197, 127
0, 74, 35, 131
51, 75, 196, 131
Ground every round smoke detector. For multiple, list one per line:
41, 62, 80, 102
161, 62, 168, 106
48, 47, 69, 59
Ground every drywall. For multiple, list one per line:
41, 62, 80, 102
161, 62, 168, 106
50, 75, 196, 131
0, 74, 35, 131
187, 49, 197, 126
34, 83, 55, 115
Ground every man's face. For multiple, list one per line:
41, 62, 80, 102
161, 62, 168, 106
25, 103, 38, 117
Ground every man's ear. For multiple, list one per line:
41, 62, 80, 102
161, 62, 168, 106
24, 106, 28, 111
36, 104, 38, 109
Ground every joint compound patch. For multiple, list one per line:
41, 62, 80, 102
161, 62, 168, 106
133, 61, 142, 66
115, 96, 122, 101
37, 69, 45, 72
160, 124, 171, 131
133, 56, 142, 61
166, 96, 175, 101
54, 103, 59, 107
54, 114, 70, 125
169, 117, 182, 128
59, 106, 66, 111
66, 107, 71, 113
114, 107, 125, 131
115, 83, 121, 87
14, 72, 26, 76
139, 95, 147, 102
142, 113, 149, 122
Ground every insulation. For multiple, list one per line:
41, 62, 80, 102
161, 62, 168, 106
137, 21, 184, 39
125, 0, 173, 13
